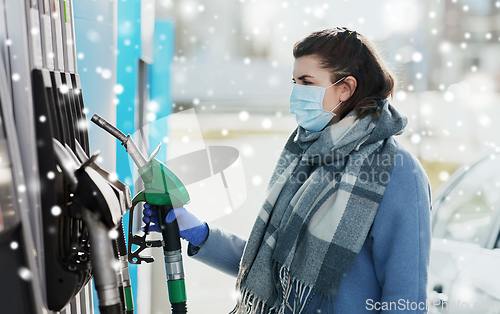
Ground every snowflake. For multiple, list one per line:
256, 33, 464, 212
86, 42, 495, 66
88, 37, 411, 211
261, 118, 272, 129
10, 241, 18, 250
114, 84, 124, 94
108, 229, 119, 239
18, 267, 32, 281
410, 134, 421, 144
412, 52, 422, 62
252, 175, 262, 186
439, 171, 449, 181
101, 69, 112, 79
239, 111, 249, 121
51, 206, 61, 216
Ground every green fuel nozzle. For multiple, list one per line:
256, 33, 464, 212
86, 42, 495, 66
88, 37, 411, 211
91, 114, 189, 207
91, 114, 190, 313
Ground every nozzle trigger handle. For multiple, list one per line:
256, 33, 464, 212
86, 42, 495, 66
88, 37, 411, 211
128, 201, 163, 264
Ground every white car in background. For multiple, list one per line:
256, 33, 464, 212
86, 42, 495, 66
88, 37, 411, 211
428, 148, 500, 313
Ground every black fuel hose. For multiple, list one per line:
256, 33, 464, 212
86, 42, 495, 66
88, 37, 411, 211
158, 205, 188, 314
98, 303, 122, 314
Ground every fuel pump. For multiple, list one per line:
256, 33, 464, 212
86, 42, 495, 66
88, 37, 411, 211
0, 0, 130, 312
74, 140, 135, 314
52, 138, 133, 314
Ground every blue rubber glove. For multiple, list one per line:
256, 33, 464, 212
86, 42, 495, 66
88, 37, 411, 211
141, 203, 162, 233
142, 203, 209, 247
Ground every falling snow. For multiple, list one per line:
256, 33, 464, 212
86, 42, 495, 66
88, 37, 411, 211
439, 171, 449, 181
412, 52, 423, 62
261, 119, 272, 129
114, 84, 124, 94
10, 3, 499, 311
411, 134, 421, 144
101, 69, 112, 79
18, 267, 32, 281
59, 84, 69, 94
239, 111, 249, 121
252, 175, 262, 186
10, 241, 18, 250
51, 206, 61, 216
241, 144, 255, 157
108, 229, 119, 240
108, 172, 118, 182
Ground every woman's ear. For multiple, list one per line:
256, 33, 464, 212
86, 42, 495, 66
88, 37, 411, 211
339, 76, 357, 102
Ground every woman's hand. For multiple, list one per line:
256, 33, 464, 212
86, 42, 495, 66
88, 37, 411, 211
142, 203, 209, 247
141, 203, 162, 232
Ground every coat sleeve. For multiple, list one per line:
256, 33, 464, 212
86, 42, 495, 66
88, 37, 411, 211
370, 143, 432, 313
187, 223, 246, 278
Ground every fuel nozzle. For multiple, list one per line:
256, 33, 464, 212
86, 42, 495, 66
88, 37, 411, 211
91, 114, 189, 208
92, 114, 190, 313
91, 114, 147, 169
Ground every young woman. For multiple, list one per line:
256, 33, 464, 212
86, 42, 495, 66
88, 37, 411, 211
144, 27, 432, 313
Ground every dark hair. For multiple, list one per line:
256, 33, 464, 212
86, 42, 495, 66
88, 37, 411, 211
293, 27, 395, 120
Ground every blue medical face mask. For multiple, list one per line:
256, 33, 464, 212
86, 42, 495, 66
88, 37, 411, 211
289, 76, 347, 132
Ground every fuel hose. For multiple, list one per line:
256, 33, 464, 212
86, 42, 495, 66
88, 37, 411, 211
158, 205, 187, 313
113, 219, 134, 314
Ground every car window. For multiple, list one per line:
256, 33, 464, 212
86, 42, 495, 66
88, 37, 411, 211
433, 153, 500, 245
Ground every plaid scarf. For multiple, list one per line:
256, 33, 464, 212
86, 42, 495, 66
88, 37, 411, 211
231, 100, 408, 314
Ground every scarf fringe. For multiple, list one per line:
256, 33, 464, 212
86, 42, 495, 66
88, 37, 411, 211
231, 264, 334, 314
230, 288, 276, 314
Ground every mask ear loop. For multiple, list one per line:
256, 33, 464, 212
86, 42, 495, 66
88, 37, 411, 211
330, 101, 343, 113
327, 76, 347, 113
326, 76, 347, 89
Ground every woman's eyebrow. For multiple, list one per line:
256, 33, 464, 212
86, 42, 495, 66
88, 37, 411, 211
298, 74, 314, 80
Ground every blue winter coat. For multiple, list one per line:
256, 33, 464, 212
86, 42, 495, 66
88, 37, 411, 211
188, 139, 432, 313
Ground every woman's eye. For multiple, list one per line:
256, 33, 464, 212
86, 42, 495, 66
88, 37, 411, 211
291, 80, 312, 85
